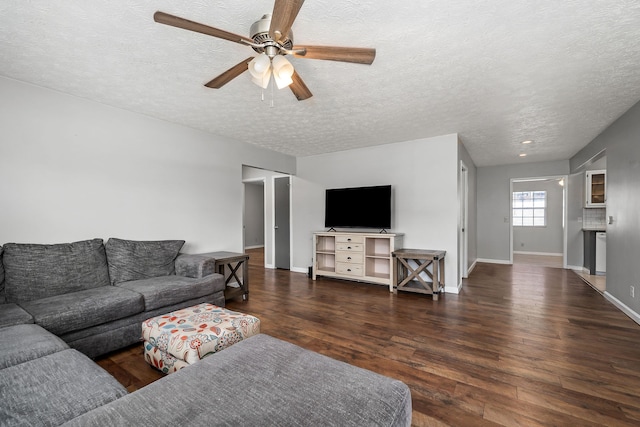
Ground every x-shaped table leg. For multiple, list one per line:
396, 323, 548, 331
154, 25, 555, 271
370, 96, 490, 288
397, 257, 434, 293
226, 261, 243, 287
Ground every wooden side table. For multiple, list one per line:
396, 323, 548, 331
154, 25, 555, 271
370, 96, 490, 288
392, 249, 446, 300
207, 251, 250, 301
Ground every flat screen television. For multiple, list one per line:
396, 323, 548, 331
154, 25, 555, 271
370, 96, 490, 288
324, 185, 392, 230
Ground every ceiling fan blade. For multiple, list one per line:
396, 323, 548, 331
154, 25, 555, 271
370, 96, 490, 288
292, 45, 376, 65
269, 0, 305, 42
289, 70, 313, 101
154, 11, 254, 45
204, 57, 254, 89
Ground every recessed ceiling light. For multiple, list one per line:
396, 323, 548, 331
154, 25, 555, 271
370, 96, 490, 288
519, 153, 527, 157
522, 140, 533, 144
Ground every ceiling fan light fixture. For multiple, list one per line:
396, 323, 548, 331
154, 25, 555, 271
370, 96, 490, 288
249, 54, 271, 79
272, 55, 294, 89
251, 73, 271, 89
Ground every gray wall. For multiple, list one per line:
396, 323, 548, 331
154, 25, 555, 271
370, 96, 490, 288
571, 99, 640, 320
477, 160, 570, 262
512, 179, 564, 254
243, 182, 264, 248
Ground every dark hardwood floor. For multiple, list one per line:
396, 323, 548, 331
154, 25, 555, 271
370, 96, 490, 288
96, 250, 640, 426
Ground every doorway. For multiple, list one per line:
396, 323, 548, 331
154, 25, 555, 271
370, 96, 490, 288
242, 165, 291, 270
459, 161, 469, 282
510, 176, 568, 268
243, 180, 265, 250
274, 176, 291, 270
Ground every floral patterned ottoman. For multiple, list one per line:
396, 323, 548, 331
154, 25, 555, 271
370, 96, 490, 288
142, 303, 260, 374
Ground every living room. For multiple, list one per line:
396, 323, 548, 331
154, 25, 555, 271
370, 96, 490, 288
2, 1, 640, 425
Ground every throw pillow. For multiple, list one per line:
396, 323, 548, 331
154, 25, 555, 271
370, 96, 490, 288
105, 238, 185, 285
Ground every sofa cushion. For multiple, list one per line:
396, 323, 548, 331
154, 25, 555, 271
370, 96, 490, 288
2, 239, 110, 304
0, 245, 5, 303
0, 324, 69, 369
62, 334, 412, 426
105, 238, 185, 285
116, 274, 223, 311
0, 303, 34, 329
0, 349, 128, 426
19, 286, 144, 336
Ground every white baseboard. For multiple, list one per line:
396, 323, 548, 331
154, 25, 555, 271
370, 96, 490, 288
290, 267, 308, 274
445, 282, 462, 294
244, 245, 264, 250
604, 292, 640, 326
265, 264, 275, 269
567, 265, 585, 272
513, 251, 563, 256
467, 260, 477, 276
476, 258, 512, 265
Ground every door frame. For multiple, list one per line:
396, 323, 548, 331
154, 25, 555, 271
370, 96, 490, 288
459, 161, 469, 283
242, 178, 266, 266
509, 175, 569, 268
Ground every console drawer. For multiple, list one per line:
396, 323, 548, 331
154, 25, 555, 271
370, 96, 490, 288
336, 252, 364, 263
336, 263, 363, 276
336, 235, 364, 244
336, 243, 363, 252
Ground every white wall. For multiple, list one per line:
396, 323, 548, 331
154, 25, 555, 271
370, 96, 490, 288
293, 134, 462, 292
0, 77, 295, 253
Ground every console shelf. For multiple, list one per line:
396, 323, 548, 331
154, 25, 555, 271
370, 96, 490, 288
312, 232, 403, 289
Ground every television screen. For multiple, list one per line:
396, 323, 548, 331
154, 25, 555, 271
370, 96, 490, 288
324, 185, 392, 229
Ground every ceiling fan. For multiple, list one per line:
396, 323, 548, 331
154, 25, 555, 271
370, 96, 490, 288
154, 0, 376, 101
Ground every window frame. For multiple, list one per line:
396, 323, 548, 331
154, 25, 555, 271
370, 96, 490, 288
512, 190, 547, 227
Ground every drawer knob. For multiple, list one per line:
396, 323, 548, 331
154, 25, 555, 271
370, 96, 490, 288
347, 257, 352, 260
347, 238, 351, 241
347, 246, 351, 249
347, 269, 351, 272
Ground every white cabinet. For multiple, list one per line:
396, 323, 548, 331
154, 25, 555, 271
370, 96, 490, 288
595, 232, 606, 274
312, 232, 403, 289
585, 170, 606, 207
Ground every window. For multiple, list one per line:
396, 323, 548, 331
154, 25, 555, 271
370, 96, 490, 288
513, 191, 546, 226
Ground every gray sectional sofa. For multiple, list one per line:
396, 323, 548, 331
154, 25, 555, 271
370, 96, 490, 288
0, 238, 225, 357
0, 238, 412, 426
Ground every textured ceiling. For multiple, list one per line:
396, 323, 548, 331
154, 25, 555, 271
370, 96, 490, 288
1, 1, 640, 166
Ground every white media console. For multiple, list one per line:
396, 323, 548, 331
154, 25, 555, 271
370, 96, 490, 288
312, 231, 404, 290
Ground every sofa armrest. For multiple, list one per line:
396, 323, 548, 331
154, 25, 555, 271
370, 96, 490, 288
175, 254, 218, 279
